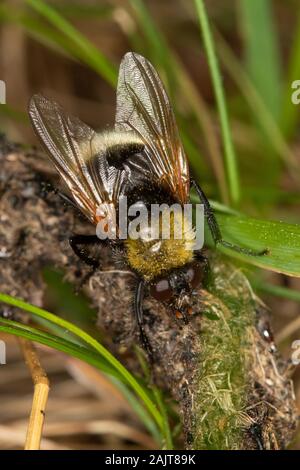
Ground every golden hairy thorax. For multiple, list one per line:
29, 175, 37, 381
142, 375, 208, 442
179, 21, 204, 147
125, 210, 195, 281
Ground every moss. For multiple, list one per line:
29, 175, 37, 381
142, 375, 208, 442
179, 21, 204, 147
191, 255, 257, 449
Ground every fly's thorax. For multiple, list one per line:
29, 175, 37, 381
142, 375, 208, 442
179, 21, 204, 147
125, 209, 195, 281
80, 130, 144, 164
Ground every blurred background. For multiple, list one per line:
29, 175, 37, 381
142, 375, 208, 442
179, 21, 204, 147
0, 0, 299, 450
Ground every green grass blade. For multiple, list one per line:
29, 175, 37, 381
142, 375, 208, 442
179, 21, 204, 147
190, 192, 241, 216
239, 0, 282, 123
0, 4, 92, 65
193, 190, 300, 275
129, 0, 170, 73
109, 375, 161, 444
4, 0, 229, 202
0, 317, 161, 444
25, 0, 117, 86
212, 214, 300, 277
43, 268, 98, 336
152, 388, 173, 450
1, 312, 163, 443
0, 292, 163, 430
49, 3, 113, 19
128, 0, 228, 202
135, 347, 173, 450
0, 317, 119, 377
250, 281, 300, 303
194, 0, 240, 205
0, 318, 161, 443
281, 11, 300, 138
0, 104, 28, 122
215, 31, 297, 168
175, 61, 228, 202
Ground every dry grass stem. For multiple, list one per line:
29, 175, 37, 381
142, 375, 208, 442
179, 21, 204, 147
19, 338, 50, 450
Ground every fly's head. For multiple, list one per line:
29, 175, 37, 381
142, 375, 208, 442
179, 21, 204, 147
149, 261, 204, 320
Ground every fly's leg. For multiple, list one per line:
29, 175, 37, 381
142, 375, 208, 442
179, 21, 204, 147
194, 250, 211, 286
69, 234, 104, 269
134, 279, 153, 361
191, 179, 268, 257
69, 234, 104, 289
36, 176, 78, 211
194, 250, 210, 271
249, 423, 265, 450
56, 190, 79, 211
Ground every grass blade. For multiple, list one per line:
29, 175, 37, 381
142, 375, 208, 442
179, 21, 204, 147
0, 317, 120, 377
49, 3, 113, 19
0, 292, 163, 430
129, 0, 171, 76
128, 0, 228, 202
25, 0, 117, 86
215, 31, 297, 168
239, 0, 282, 122
109, 375, 162, 444
194, 0, 240, 205
281, 11, 300, 138
135, 347, 173, 450
250, 281, 300, 303
211, 214, 300, 277
0, 316, 162, 444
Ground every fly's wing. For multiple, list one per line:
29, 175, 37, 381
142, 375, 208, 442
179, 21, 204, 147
29, 94, 125, 224
115, 52, 189, 203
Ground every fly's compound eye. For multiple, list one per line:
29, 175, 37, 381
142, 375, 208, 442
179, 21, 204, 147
150, 278, 173, 302
186, 264, 203, 290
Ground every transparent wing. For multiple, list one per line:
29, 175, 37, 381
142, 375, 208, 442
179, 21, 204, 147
115, 52, 190, 203
29, 94, 125, 224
